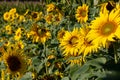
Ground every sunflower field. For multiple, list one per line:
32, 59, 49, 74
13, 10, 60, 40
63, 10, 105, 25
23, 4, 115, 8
0, 0, 120, 80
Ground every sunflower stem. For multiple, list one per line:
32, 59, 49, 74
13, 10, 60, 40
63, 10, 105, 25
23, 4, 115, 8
113, 42, 118, 64
43, 43, 48, 74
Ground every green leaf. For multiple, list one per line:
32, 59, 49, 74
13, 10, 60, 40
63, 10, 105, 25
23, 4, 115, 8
62, 77, 70, 80
71, 64, 89, 80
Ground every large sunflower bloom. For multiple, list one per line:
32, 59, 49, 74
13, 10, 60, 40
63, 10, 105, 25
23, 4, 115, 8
2, 45, 28, 77
59, 28, 83, 57
79, 26, 100, 57
75, 4, 89, 23
87, 9, 120, 48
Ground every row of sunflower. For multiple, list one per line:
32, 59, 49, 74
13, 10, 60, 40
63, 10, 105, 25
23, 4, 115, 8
0, 0, 120, 80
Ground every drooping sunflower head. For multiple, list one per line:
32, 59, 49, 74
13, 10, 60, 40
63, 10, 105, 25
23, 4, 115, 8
75, 4, 89, 23
2, 45, 28, 77
60, 27, 83, 57
87, 9, 120, 48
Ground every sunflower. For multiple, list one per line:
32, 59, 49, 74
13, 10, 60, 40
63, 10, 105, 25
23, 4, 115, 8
45, 13, 54, 24
59, 27, 83, 57
46, 3, 56, 13
5, 25, 12, 34
87, 9, 120, 48
57, 28, 66, 41
28, 24, 51, 44
18, 15, 25, 23
31, 11, 43, 21
14, 28, 22, 41
2, 45, 28, 77
79, 26, 100, 57
3, 12, 10, 21
75, 4, 89, 23
9, 8, 16, 14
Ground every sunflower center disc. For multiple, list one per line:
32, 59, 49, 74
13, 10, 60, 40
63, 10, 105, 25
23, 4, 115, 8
7, 56, 21, 72
69, 36, 78, 46
101, 22, 116, 36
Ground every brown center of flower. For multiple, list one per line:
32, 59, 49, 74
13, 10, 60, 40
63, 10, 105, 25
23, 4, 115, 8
106, 2, 115, 12
84, 39, 92, 46
69, 36, 78, 46
32, 13, 37, 18
7, 56, 21, 72
80, 10, 86, 17
100, 22, 117, 36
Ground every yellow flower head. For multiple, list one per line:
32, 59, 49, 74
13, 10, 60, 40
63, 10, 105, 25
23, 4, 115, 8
79, 26, 100, 57
46, 3, 56, 12
87, 9, 120, 48
5, 25, 12, 34
14, 28, 22, 41
3, 12, 10, 21
45, 13, 54, 24
2, 45, 28, 77
18, 15, 25, 23
28, 24, 51, 44
15, 40, 24, 49
75, 4, 89, 23
31, 11, 41, 21
53, 12, 63, 25
9, 8, 16, 14
60, 27, 83, 57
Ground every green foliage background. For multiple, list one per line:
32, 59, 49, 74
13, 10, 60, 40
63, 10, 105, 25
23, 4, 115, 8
0, 0, 120, 80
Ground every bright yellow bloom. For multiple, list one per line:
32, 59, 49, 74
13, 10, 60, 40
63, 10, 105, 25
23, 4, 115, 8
45, 13, 53, 24
2, 45, 28, 77
46, 3, 56, 12
5, 25, 12, 34
3, 12, 10, 21
9, 8, 16, 14
14, 28, 22, 41
60, 27, 83, 57
87, 9, 120, 48
31, 11, 43, 21
28, 24, 51, 44
53, 12, 63, 25
79, 26, 100, 57
18, 15, 25, 22
15, 40, 24, 49
75, 4, 88, 23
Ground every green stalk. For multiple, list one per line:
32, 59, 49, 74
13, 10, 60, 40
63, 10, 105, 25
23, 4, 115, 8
113, 42, 118, 64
